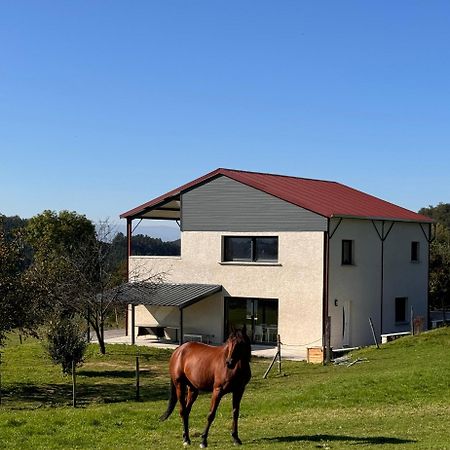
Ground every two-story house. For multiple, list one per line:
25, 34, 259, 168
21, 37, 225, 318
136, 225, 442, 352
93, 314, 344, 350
120, 168, 433, 359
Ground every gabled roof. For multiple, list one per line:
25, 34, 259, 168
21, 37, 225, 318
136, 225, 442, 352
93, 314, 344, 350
120, 168, 433, 223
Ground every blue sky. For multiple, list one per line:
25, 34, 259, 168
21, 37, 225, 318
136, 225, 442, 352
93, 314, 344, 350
1, 1, 449, 237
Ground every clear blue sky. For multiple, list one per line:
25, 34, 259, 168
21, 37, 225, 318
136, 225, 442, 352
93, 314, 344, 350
1, 1, 449, 234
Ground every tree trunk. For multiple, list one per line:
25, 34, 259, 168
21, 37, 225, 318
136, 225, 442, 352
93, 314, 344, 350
91, 322, 106, 355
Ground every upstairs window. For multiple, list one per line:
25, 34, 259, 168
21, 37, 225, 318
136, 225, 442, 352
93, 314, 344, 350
395, 297, 408, 323
223, 236, 278, 262
341, 240, 354, 265
411, 241, 420, 262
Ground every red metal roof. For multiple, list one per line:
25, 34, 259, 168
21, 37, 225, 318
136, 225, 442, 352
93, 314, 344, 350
120, 168, 433, 223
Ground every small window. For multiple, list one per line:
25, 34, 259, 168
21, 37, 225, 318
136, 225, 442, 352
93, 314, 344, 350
342, 240, 354, 265
411, 241, 420, 262
395, 297, 408, 323
223, 236, 278, 262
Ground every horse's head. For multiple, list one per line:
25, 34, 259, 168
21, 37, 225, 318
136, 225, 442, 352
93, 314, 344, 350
225, 327, 251, 369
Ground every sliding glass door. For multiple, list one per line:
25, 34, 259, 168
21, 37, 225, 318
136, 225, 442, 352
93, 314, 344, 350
225, 297, 278, 344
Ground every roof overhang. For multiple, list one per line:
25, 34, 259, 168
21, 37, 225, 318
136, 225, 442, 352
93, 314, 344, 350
331, 214, 435, 224
109, 282, 222, 309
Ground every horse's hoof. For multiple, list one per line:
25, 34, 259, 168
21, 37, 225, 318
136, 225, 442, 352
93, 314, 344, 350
183, 442, 191, 447
233, 439, 242, 446
199, 443, 207, 449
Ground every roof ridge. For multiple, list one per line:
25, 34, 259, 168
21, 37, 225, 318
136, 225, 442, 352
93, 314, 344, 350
218, 167, 339, 185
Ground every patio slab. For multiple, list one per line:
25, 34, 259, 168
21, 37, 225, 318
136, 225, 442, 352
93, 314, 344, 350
93, 329, 306, 361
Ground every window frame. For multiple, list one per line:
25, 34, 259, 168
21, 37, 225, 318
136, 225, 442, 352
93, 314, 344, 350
411, 241, 420, 263
341, 239, 354, 265
222, 236, 279, 263
395, 297, 408, 324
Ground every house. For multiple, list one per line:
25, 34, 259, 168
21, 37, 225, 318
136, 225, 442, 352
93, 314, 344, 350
120, 168, 433, 359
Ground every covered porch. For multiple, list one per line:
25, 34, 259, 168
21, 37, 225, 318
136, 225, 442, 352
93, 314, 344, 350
123, 283, 222, 345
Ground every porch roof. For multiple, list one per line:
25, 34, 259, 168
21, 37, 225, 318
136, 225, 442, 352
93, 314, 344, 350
119, 283, 222, 309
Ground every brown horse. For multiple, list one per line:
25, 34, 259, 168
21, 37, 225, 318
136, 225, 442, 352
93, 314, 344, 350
160, 328, 252, 448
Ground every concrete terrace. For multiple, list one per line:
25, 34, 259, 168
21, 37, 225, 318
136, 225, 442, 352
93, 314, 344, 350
93, 329, 307, 361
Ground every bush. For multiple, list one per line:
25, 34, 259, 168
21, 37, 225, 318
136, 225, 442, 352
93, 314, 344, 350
44, 315, 87, 374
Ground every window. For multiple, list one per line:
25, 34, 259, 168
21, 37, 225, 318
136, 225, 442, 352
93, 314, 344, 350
411, 241, 420, 262
341, 240, 354, 265
395, 297, 408, 323
223, 236, 278, 262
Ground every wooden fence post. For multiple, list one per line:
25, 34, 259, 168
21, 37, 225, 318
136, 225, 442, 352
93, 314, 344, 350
135, 356, 140, 401
72, 360, 77, 408
368, 317, 380, 349
277, 334, 282, 375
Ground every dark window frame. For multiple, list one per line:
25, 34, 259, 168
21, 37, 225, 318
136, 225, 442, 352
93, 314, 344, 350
411, 241, 420, 262
223, 236, 279, 263
341, 239, 354, 265
395, 297, 408, 324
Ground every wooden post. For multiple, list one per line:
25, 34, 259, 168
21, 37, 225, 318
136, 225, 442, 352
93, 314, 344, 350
369, 317, 380, 349
135, 356, 140, 401
72, 360, 77, 408
263, 335, 282, 379
410, 306, 415, 336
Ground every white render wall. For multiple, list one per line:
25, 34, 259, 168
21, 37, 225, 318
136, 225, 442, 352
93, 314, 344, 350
328, 218, 429, 348
129, 231, 325, 352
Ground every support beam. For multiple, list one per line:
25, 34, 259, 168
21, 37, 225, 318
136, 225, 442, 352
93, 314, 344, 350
126, 218, 132, 281
131, 304, 136, 345
179, 308, 184, 345
125, 218, 132, 337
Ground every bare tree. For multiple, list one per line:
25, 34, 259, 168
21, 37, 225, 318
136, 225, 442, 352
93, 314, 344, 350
24, 213, 165, 354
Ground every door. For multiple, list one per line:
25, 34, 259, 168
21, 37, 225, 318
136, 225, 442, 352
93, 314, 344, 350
342, 300, 351, 347
225, 297, 278, 344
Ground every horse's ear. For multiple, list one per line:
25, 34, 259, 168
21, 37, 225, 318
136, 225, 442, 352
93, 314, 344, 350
230, 324, 236, 334
242, 324, 247, 335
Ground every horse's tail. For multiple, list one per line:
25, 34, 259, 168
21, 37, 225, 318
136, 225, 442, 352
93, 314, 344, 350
160, 380, 177, 421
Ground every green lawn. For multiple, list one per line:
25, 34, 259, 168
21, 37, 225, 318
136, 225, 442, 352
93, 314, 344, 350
1, 328, 450, 449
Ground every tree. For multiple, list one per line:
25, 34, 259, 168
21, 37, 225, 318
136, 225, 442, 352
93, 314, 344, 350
419, 204, 450, 313
44, 312, 88, 374
0, 229, 22, 345
24, 211, 163, 354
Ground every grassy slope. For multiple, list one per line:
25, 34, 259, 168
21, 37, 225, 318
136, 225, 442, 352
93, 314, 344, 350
1, 328, 450, 450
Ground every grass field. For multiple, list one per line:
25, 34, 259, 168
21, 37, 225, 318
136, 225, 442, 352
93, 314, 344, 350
1, 328, 450, 450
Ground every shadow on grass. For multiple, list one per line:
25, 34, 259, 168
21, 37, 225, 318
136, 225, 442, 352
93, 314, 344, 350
259, 434, 416, 445
2, 379, 169, 409
77, 369, 150, 379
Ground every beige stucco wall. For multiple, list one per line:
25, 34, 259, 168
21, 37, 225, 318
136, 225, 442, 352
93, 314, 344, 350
129, 231, 325, 352
328, 218, 429, 349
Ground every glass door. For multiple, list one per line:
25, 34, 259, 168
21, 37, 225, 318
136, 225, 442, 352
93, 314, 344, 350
225, 297, 278, 344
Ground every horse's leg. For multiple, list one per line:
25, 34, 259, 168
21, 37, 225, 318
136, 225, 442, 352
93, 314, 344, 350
200, 387, 223, 448
175, 381, 191, 446
186, 386, 199, 415
183, 386, 198, 445
231, 389, 244, 445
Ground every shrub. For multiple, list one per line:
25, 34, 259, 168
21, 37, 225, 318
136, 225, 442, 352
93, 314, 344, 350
44, 315, 87, 374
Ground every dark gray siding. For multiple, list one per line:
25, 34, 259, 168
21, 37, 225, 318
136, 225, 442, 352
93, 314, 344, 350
182, 176, 327, 232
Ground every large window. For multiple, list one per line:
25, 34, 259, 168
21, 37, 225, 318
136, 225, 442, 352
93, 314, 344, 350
223, 236, 278, 262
